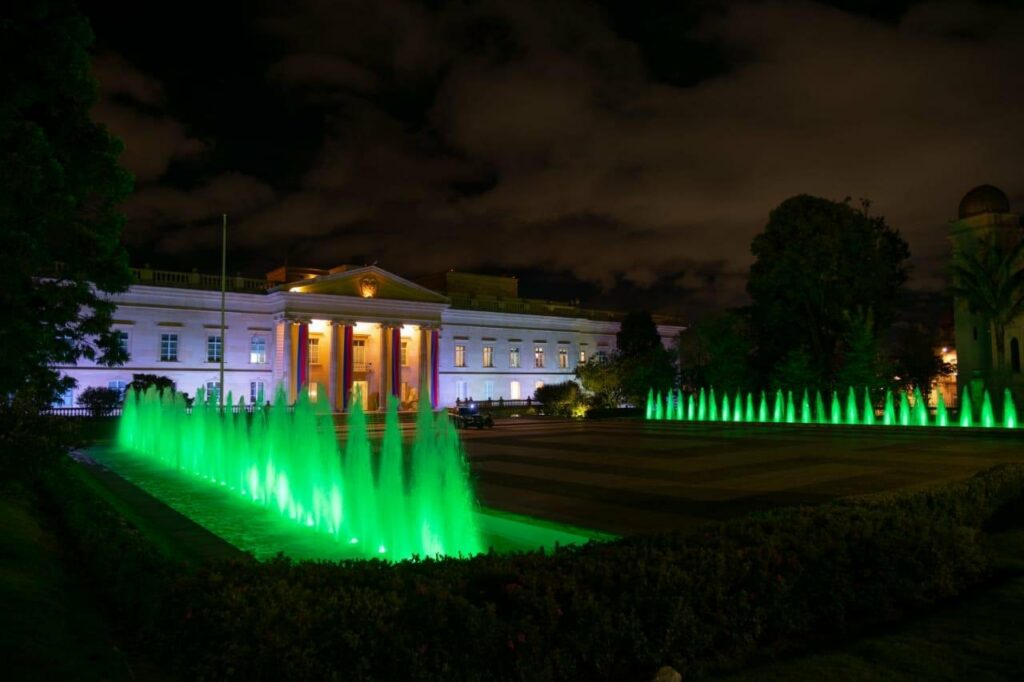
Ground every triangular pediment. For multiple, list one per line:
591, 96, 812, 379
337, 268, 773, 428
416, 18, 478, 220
282, 266, 449, 304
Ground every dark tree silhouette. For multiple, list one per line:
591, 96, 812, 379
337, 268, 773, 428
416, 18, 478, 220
0, 1, 133, 406
747, 195, 909, 383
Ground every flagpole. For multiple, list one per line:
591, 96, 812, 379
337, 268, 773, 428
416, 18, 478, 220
219, 213, 227, 409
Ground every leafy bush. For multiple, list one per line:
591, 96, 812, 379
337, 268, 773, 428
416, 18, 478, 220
42, 459, 1024, 681
77, 386, 122, 416
534, 381, 583, 417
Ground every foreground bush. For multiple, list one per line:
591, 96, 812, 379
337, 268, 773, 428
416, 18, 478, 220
43, 461, 1024, 681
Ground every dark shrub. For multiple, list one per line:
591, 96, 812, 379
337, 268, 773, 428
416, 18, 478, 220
78, 386, 122, 416
43, 460, 1024, 681
534, 381, 583, 417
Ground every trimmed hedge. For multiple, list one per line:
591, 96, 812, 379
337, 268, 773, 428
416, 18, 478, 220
41, 461, 1024, 681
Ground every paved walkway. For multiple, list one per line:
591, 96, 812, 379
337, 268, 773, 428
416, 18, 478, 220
459, 418, 1024, 535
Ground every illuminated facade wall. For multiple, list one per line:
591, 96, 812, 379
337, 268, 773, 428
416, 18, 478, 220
56, 264, 683, 409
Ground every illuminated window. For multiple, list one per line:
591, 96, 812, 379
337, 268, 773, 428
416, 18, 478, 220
510, 380, 521, 400
482, 345, 493, 368
108, 380, 127, 398
534, 346, 545, 368
483, 380, 494, 399
160, 333, 178, 361
558, 347, 568, 369
401, 339, 408, 366
250, 380, 265, 403
534, 380, 544, 393
509, 347, 520, 368
455, 344, 466, 367
207, 335, 223, 363
579, 350, 586, 363
116, 330, 130, 358
352, 338, 366, 369
250, 335, 267, 364
309, 337, 320, 364
205, 381, 220, 402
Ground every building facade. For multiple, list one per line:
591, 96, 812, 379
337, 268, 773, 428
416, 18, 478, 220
56, 264, 684, 410
950, 184, 1024, 396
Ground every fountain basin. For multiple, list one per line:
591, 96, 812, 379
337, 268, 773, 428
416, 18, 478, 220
85, 445, 612, 561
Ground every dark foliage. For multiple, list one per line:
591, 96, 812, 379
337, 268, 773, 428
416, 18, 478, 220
748, 196, 909, 386
534, 381, 583, 417
43, 457, 1024, 681
77, 386, 122, 416
0, 1, 132, 406
125, 374, 176, 395
679, 311, 752, 393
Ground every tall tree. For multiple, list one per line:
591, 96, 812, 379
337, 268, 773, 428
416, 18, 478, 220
0, 1, 132, 405
616, 311, 664, 357
678, 311, 751, 392
951, 233, 1024, 373
747, 195, 909, 383
614, 311, 676, 404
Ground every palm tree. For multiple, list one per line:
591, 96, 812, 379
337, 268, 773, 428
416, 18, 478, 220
951, 233, 1024, 371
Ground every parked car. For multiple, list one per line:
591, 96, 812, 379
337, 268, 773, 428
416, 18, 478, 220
449, 405, 494, 429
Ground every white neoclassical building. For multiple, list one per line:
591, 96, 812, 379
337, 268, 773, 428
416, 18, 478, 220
57, 264, 684, 410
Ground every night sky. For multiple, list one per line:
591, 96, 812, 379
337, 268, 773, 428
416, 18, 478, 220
83, 0, 1024, 317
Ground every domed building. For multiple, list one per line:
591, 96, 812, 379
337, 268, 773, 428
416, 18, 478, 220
950, 184, 1023, 397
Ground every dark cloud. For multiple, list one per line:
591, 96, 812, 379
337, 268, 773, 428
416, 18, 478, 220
86, 0, 1024, 318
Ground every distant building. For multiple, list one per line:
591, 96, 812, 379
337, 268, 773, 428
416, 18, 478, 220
949, 184, 1024, 396
55, 264, 683, 410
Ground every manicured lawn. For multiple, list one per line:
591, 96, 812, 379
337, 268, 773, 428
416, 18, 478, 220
717, 531, 1024, 681
0, 491, 170, 681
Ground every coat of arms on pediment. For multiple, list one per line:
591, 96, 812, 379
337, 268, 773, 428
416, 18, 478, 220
359, 276, 379, 298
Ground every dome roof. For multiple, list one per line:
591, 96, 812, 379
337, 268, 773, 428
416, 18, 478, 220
959, 184, 1010, 219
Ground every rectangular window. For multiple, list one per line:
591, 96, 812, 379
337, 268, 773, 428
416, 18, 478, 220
309, 337, 320, 364
509, 380, 521, 400
160, 333, 178, 361
352, 338, 366, 369
454, 344, 466, 368
456, 380, 468, 401
205, 381, 220, 403
207, 335, 223, 363
401, 339, 409, 366
482, 345, 493, 368
58, 388, 74, 407
483, 380, 494, 399
509, 346, 520, 368
116, 330, 130, 358
534, 346, 545, 368
558, 347, 569, 369
579, 350, 586, 363
250, 335, 267, 364
250, 380, 265, 404
535, 380, 545, 393
108, 380, 127, 399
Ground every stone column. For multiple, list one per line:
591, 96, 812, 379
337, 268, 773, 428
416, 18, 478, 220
432, 328, 441, 409
328, 320, 340, 410
281, 319, 293, 402
296, 321, 310, 398
390, 326, 402, 400
418, 326, 429, 404
342, 323, 354, 411
378, 323, 389, 411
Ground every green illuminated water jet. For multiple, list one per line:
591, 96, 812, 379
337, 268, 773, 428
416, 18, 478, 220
960, 388, 974, 428
936, 392, 949, 427
862, 388, 875, 426
645, 389, 654, 420
899, 391, 911, 427
830, 391, 842, 424
118, 384, 482, 560
709, 388, 718, 421
1004, 389, 1018, 429
912, 388, 929, 427
845, 387, 859, 425
980, 389, 995, 428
